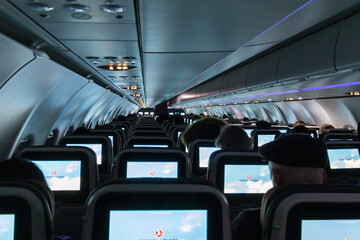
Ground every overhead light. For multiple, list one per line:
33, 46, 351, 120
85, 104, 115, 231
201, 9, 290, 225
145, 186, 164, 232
99, 4, 126, 13
268, 99, 272, 102
63, 3, 90, 13
298, 97, 303, 100
286, 98, 294, 101
350, 91, 360, 96
26, 2, 55, 12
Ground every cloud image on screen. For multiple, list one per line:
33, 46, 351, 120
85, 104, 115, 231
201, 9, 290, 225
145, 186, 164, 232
109, 210, 207, 240
244, 129, 253, 137
199, 147, 220, 168
67, 143, 102, 165
0, 214, 14, 240
127, 162, 178, 178
257, 134, 275, 147
301, 219, 360, 240
32, 160, 81, 191
224, 165, 273, 194
327, 148, 360, 169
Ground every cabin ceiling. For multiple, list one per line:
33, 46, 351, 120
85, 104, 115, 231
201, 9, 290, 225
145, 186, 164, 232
8, 0, 360, 108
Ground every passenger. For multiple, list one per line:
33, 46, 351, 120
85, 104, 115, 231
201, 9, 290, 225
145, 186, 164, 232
232, 134, 327, 240
72, 126, 91, 135
115, 115, 127, 121
155, 113, 169, 124
319, 123, 335, 134
255, 120, 271, 130
181, 117, 227, 148
293, 120, 306, 127
173, 115, 185, 125
215, 125, 253, 151
290, 125, 311, 134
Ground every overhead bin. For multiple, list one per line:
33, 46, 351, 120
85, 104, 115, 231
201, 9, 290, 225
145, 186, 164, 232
246, 51, 280, 88
0, 33, 35, 88
335, 13, 360, 71
208, 76, 222, 96
277, 23, 341, 82
221, 65, 248, 93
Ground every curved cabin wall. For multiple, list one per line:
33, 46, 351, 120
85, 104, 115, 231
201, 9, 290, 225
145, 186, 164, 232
0, 33, 139, 159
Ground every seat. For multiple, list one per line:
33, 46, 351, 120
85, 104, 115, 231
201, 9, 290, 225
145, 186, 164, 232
325, 141, 360, 185
207, 150, 271, 218
112, 123, 132, 137
170, 125, 187, 145
261, 185, 360, 240
90, 129, 122, 156
124, 136, 175, 149
131, 129, 168, 137
60, 135, 112, 182
252, 130, 281, 150
81, 179, 232, 240
188, 139, 221, 177
17, 146, 98, 240
0, 181, 53, 240
112, 148, 191, 179
322, 132, 358, 141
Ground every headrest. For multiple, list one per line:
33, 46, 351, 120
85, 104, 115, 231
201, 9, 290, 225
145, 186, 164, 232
259, 134, 327, 168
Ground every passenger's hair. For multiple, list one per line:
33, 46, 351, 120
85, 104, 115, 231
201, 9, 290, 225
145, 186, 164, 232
215, 125, 253, 150
173, 115, 184, 125
116, 115, 127, 121
256, 120, 271, 130
242, 117, 250, 121
269, 162, 325, 186
222, 114, 229, 119
72, 126, 91, 135
319, 123, 335, 134
291, 125, 310, 134
156, 114, 169, 124
293, 120, 306, 127
181, 117, 227, 146
0, 158, 46, 183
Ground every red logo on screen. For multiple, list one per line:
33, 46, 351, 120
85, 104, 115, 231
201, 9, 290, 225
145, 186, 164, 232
343, 155, 347, 159
150, 172, 155, 177
345, 238, 350, 240
52, 171, 56, 176
247, 175, 251, 179
155, 230, 163, 237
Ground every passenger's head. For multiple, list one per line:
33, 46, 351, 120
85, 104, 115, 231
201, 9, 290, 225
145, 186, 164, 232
215, 126, 253, 150
319, 123, 335, 134
293, 120, 306, 127
173, 115, 184, 125
256, 120, 271, 130
259, 134, 327, 187
116, 115, 127, 121
72, 126, 91, 135
181, 117, 227, 147
156, 114, 169, 124
291, 125, 311, 134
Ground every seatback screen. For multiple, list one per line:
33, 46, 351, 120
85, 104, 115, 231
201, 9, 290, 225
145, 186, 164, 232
224, 165, 273, 194
66, 143, 102, 165
0, 214, 14, 240
108, 136, 114, 147
244, 129, 253, 137
32, 160, 81, 191
257, 134, 276, 147
127, 162, 178, 178
133, 145, 168, 148
301, 219, 360, 240
327, 148, 360, 169
199, 147, 221, 168
109, 210, 207, 240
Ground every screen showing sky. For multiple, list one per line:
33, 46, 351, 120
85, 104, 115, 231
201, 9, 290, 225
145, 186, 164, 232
66, 143, 102, 165
178, 131, 182, 139
327, 148, 360, 169
133, 145, 168, 148
224, 165, 273, 194
301, 219, 360, 240
244, 129, 253, 137
32, 160, 81, 191
0, 214, 14, 240
109, 210, 207, 240
257, 134, 276, 147
199, 147, 221, 168
127, 162, 178, 178
108, 136, 113, 148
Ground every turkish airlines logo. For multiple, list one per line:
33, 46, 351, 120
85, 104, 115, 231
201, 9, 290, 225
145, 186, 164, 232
247, 174, 251, 180
150, 172, 155, 177
155, 229, 163, 238
52, 171, 56, 176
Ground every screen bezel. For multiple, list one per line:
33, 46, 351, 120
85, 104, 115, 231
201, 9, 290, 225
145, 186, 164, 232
256, 134, 277, 147
22, 151, 90, 204
92, 192, 223, 240
325, 144, 360, 177
193, 142, 219, 176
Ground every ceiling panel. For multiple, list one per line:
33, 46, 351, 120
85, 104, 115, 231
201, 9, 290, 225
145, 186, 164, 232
139, 0, 308, 52
143, 52, 230, 106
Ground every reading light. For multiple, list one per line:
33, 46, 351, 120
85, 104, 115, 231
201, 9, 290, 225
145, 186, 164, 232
350, 91, 360, 96
286, 98, 294, 101
99, 4, 126, 13
27, 2, 55, 12
109, 65, 114, 71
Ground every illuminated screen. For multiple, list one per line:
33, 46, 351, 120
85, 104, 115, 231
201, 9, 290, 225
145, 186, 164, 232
145, 112, 149, 115
224, 165, 273, 194
327, 148, 360, 169
121, 127, 125, 132
133, 145, 168, 148
257, 134, 276, 147
169, 112, 174, 115
278, 129, 287, 134
0, 214, 14, 240
244, 129, 253, 137
301, 219, 360, 240
199, 147, 221, 168
109, 210, 207, 240
66, 143, 102, 165
127, 162, 178, 178
139, 112, 144, 115
177, 131, 182, 139
328, 138, 353, 141
32, 160, 81, 191
181, 113, 185, 115
108, 136, 114, 147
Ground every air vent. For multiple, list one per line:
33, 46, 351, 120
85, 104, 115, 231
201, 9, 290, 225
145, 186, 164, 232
63, 3, 90, 13
99, 4, 126, 13
86, 56, 100, 60
104, 56, 118, 60
26, 2, 55, 12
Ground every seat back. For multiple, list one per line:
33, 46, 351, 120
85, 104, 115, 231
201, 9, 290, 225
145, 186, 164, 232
90, 130, 122, 156
124, 136, 175, 149
262, 185, 360, 240
131, 130, 168, 137
189, 139, 221, 177
170, 125, 187, 145
81, 179, 232, 240
112, 148, 191, 178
